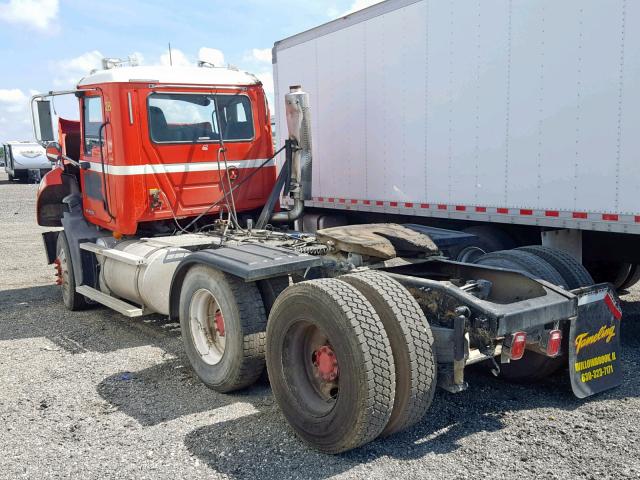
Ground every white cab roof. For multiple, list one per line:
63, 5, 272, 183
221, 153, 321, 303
77, 66, 261, 87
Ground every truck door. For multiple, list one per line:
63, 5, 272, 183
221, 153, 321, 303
80, 95, 113, 224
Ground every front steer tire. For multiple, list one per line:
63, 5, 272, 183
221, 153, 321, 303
56, 231, 90, 311
266, 278, 396, 454
179, 266, 267, 393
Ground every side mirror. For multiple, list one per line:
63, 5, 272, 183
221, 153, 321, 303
35, 100, 55, 142
45, 142, 62, 163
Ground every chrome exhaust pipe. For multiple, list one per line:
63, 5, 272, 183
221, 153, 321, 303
270, 85, 312, 224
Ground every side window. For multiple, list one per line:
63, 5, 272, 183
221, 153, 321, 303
147, 93, 254, 143
83, 96, 103, 155
148, 94, 219, 143
219, 96, 253, 140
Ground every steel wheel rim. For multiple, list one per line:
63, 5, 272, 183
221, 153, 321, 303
283, 321, 340, 416
189, 288, 226, 365
456, 245, 486, 263
58, 248, 71, 304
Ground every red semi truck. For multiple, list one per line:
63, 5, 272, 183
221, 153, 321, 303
31, 58, 622, 453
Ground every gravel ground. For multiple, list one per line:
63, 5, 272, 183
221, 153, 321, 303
1, 170, 639, 479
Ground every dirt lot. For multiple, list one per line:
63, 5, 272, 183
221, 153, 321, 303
1, 170, 639, 479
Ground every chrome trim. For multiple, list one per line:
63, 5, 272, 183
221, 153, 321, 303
127, 91, 134, 125
62, 153, 82, 168
30, 89, 98, 145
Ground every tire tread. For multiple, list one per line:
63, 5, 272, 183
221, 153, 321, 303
517, 245, 593, 289
342, 270, 436, 436
474, 249, 567, 288
221, 273, 267, 391
268, 278, 396, 453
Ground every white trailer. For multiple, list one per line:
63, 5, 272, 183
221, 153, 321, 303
273, 0, 640, 287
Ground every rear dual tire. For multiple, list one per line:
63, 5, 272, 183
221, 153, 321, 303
516, 245, 593, 290
179, 266, 267, 393
341, 271, 436, 437
585, 260, 640, 291
266, 273, 437, 452
473, 249, 568, 288
474, 247, 593, 382
266, 278, 396, 453
620, 264, 640, 291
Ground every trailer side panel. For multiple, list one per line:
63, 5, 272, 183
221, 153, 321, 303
273, 0, 640, 233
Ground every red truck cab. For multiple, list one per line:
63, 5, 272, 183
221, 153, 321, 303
37, 65, 276, 235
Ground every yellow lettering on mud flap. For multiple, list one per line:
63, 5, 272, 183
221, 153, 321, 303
574, 325, 616, 354
575, 353, 613, 372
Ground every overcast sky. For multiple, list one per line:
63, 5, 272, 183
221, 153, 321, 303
0, 0, 382, 142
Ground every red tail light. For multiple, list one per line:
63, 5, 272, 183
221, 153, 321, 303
546, 329, 562, 357
508, 332, 527, 360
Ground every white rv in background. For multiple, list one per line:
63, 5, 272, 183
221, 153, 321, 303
3, 141, 50, 182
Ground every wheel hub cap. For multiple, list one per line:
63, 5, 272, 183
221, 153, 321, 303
313, 345, 339, 382
189, 289, 226, 365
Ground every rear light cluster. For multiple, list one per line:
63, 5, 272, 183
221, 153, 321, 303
544, 329, 563, 357
508, 332, 527, 360
505, 329, 562, 361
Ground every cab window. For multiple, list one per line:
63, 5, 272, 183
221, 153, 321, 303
148, 93, 254, 143
83, 96, 104, 155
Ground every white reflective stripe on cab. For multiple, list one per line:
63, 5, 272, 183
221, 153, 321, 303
85, 158, 275, 176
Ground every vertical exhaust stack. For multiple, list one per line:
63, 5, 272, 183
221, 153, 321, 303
269, 85, 313, 224
286, 85, 313, 201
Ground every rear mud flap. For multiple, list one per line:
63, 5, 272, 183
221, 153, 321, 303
569, 284, 623, 398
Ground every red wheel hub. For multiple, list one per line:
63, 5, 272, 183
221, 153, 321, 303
214, 310, 225, 337
313, 345, 339, 382
53, 258, 62, 285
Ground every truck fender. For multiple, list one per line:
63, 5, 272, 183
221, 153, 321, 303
168, 245, 322, 320
36, 167, 79, 226
168, 252, 241, 321
168, 257, 201, 321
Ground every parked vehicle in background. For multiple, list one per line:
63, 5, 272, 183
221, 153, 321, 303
272, 0, 640, 291
3, 141, 50, 182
